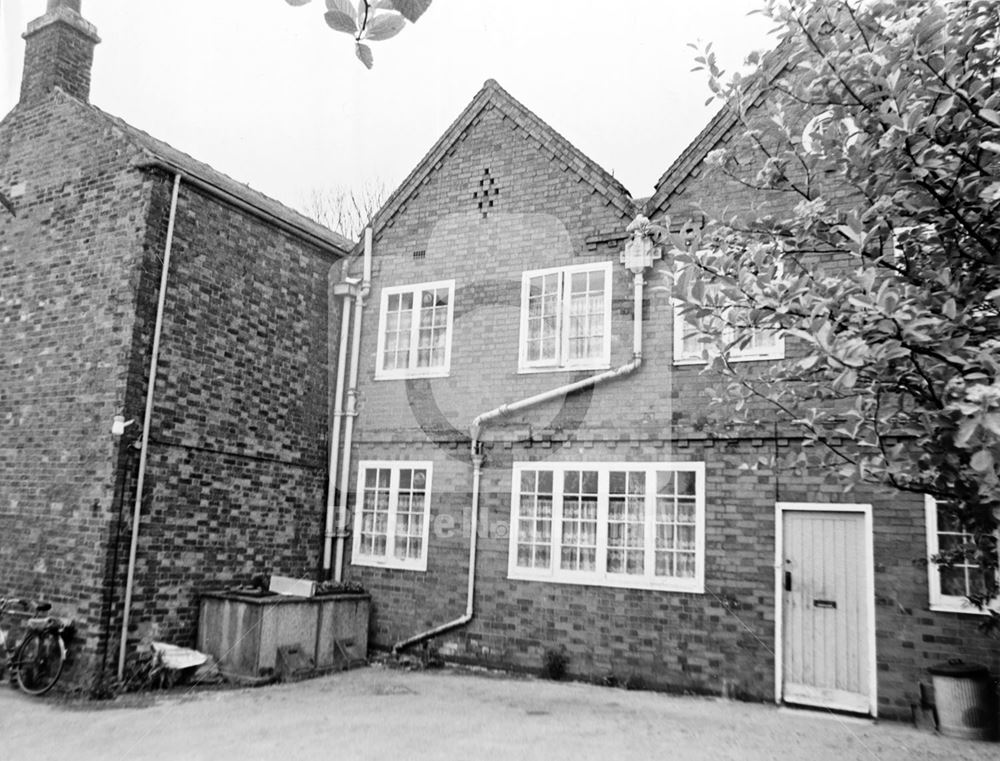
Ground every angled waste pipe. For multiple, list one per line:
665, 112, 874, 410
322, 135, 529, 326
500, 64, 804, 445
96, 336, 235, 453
117, 172, 182, 680
392, 215, 661, 654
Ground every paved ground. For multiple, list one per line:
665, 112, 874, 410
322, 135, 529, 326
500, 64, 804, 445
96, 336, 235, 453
0, 665, 995, 761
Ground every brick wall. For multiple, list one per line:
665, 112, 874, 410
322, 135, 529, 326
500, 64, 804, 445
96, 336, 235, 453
118, 174, 337, 649
342, 93, 999, 720
650, 104, 1000, 719
0, 92, 152, 682
0, 90, 342, 684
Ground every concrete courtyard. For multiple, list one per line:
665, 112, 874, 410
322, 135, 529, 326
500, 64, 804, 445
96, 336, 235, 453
0, 666, 994, 761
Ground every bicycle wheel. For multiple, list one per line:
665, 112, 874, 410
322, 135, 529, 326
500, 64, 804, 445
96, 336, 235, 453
14, 630, 65, 695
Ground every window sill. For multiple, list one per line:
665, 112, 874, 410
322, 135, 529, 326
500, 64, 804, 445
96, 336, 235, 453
508, 569, 704, 594
672, 353, 784, 366
516, 363, 612, 376
352, 557, 428, 572
728, 352, 785, 363
929, 601, 999, 616
374, 368, 450, 381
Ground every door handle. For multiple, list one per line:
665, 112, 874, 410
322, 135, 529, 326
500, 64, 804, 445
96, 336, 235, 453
784, 571, 792, 592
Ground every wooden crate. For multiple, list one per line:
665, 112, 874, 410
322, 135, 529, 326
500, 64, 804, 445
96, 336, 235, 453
197, 590, 370, 683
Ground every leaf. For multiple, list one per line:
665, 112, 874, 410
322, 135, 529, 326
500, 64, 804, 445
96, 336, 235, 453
355, 42, 374, 69
982, 413, 1000, 437
955, 418, 978, 448
326, 0, 356, 14
980, 108, 1000, 126
970, 449, 994, 472
365, 12, 406, 40
325, 9, 357, 34
390, 0, 431, 23
285, 0, 312, 5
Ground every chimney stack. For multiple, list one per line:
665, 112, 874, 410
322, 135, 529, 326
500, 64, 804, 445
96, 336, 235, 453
20, 0, 101, 107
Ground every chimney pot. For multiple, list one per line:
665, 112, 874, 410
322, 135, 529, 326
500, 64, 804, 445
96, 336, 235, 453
47, 0, 83, 12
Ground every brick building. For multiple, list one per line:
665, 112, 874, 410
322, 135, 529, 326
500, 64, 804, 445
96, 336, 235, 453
2, 0, 995, 721
340, 77, 998, 720
0, 0, 350, 686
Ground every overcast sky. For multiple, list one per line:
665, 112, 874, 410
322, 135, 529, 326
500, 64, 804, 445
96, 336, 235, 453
1, 0, 776, 222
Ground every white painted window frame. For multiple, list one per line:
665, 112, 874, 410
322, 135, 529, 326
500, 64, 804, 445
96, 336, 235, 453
924, 495, 999, 615
518, 261, 613, 374
374, 279, 455, 380
351, 460, 433, 572
507, 461, 706, 593
673, 300, 784, 365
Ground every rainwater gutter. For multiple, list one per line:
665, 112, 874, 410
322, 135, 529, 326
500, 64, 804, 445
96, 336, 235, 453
392, 215, 659, 654
332, 228, 372, 582
117, 171, 182, 681
135, 159, 347, 260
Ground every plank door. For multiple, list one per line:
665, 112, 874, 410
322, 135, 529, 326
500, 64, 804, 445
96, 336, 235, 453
780, 509, 872, 714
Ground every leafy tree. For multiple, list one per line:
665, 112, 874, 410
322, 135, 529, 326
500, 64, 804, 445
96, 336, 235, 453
668, 0, 1000, 623
285, 0, 432, 68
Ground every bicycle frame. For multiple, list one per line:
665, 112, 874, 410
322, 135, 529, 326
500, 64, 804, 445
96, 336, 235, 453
0, 598, 72, 695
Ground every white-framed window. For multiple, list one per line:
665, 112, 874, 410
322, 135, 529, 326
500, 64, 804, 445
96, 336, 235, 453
518, 262, 612, 373
925, 496, 998, 614
889, 223, 935, 265
508, 461, 706, 592
352, 461, 433, 571
375, 280, 455, 380
673, 301, 784, 364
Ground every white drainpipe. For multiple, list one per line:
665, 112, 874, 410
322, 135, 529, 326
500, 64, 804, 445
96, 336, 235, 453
322, 278, 355, 576
392, 215, 659, 654
117, 172, 182, 680
333, 228, 372, 582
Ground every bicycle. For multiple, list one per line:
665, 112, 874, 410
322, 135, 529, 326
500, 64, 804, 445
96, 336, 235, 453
0, 597, 73, 695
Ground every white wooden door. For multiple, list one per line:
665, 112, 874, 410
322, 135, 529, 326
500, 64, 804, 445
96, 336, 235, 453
780, 509, 872, 714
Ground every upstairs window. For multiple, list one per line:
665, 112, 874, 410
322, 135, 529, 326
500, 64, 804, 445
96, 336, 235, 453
925, 496, 998, 614
519, 263, 612, 372
352, 461, 433, 571
509, 461, 705, 593
375, 280, 455, 380
673, 301, 784, 364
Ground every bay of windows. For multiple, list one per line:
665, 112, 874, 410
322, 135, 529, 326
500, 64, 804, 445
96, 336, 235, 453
509, 462, 705, 592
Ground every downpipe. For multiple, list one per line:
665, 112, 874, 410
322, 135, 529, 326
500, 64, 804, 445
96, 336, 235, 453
322, 280, 355, 576
391, 216, 657, 655
333, 228, 372, 582
117, 172, 182, 681
391, 449, 483, 654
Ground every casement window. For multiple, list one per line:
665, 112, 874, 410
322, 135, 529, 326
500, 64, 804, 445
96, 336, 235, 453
673, 301, 784, 364
375, 280, 455, 380
925, 496, 998, 614
352, 461, 433, 571
518, 262, 612, 372
509, 462, 705, 592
